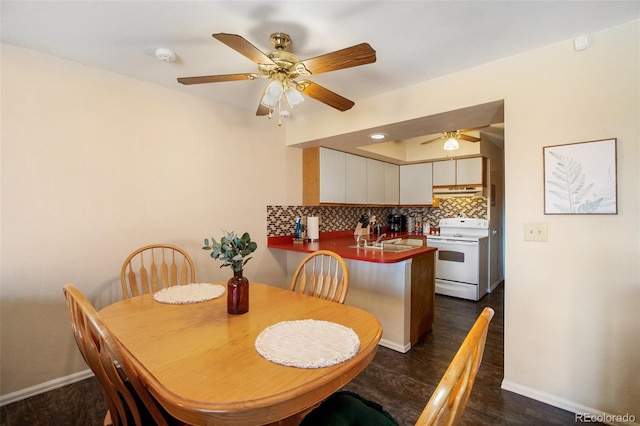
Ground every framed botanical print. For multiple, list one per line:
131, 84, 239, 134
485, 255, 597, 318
543, 138, 617, 214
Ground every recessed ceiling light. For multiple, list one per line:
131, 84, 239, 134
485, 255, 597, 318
369, 133, 387, 140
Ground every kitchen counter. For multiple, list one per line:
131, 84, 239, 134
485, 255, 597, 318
268, 230, 436, 353
267, 230, 436, 263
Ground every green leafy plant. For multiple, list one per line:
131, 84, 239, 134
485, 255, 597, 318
203, 231, 258, 272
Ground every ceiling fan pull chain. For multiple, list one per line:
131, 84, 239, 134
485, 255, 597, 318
277, 100, 282, 127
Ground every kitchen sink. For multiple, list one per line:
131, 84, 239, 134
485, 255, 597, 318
379, 244, 417, 252
383, 237, 425, 247
348, 243, 417, 252
349, 235, 425, 252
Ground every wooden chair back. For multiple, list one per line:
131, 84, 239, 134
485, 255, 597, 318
415, 307, 495, 426
290, 250, 349, 304
63, 284, 175, 426
120, 244, 195, 299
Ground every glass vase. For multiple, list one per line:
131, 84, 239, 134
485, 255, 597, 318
227, 269, 249, 314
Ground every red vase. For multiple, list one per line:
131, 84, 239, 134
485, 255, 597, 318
227, 270, 249, 314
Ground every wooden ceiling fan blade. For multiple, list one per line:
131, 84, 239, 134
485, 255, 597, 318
212, 33, 275, 65
459, 125, 490, 132
296, 80, 354, 111
256, 103, 270, 116
177, 73, 258, 85
300, 43, 376, 74
420, 136, 445, 145
458, 134, 481, 142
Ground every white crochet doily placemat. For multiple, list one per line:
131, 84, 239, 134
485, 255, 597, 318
255, 319, 360, 368
153, 283, 225, 304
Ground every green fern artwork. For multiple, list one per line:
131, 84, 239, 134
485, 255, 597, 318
544, 139, 617, 214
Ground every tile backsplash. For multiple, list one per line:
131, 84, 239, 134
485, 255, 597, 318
267, 198, 487, 236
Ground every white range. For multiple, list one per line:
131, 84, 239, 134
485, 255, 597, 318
426, 218, 489, 301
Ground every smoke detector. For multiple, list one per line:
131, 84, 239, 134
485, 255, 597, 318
155, 48, 176, 62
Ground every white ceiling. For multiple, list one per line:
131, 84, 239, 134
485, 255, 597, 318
3, 1, 638, 118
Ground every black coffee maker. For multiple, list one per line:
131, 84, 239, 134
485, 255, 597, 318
388, 214, 406, 232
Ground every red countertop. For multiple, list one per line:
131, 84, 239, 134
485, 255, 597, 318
267, 230, 436, 264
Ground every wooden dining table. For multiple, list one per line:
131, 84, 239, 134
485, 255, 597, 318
99, 281, 382, 426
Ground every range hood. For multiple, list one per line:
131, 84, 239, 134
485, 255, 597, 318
433, 186, 485, 198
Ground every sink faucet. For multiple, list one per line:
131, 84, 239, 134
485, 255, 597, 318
356, 235, 368, 247
375, 233, 387, 244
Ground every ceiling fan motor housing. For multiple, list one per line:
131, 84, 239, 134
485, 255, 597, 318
260, 50, 305, 80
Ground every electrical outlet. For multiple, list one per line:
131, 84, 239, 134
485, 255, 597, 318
524, 222, 548, 242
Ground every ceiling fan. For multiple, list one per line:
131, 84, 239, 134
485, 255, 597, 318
420, 126, 489, 150
177, 33, 376, 123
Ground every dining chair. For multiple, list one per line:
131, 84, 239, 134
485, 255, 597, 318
120, 244, 196, 299
415, 306, 494, 425
300, 307, 495, 426
290, 250, 349, 304
63, 284, 185, 426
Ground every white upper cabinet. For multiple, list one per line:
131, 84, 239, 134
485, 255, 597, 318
432, 157, 484, 186
384, 163, 400, 205
456, 157, 484, 185
366, 158, 385, 204
400, 163, 433, 205
310, 148, 393, 205
432, 160, 456, 186
346, 153, 367, 204
319, 147, 346, 203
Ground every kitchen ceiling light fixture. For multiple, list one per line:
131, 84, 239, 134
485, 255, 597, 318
443, 136, 460, 151
369, 133, 388, 140
420, 127, 488, 149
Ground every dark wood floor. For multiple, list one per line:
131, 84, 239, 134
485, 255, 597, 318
343, 283, 598, 425
1, 282, 597, 425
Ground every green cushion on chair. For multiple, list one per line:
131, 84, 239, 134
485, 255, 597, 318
300, 391, 399, 426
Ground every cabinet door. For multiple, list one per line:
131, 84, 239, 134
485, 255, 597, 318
432, 160, 456, 186
319, 148, 345, 203
366, 158, 385, 204
400, 163, 433, 204
384, 163, 399, 205
456, 157, 484, 185
346, 154, 367, 204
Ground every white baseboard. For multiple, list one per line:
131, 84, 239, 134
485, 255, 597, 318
379, 338, 411, 354
501, 379, 639, 426
0, 369, 94, 407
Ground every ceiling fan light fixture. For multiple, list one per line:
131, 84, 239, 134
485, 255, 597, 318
285, 86, 304, 109
261, 80, 284, 109
443, 137, 460, 151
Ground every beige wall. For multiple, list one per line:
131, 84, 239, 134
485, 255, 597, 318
0, 44, 301, 395
288, 21, 640, 421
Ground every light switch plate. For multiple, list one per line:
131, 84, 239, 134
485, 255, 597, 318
524, 222, 548, 242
